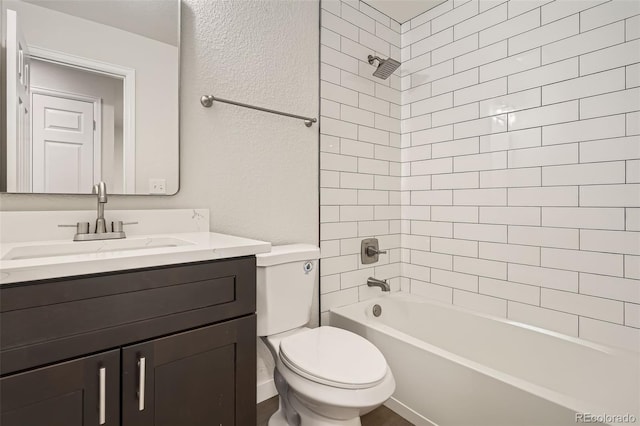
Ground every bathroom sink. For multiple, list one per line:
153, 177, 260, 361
2, 237, 195, 261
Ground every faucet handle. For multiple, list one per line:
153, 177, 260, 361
112, 221, 138, 232
58, 222, 90, 235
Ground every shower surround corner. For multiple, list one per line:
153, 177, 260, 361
320, 0, 640, 353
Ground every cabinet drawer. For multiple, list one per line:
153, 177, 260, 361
0, 256, 256, 375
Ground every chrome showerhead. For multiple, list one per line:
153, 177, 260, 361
368, 55, 401, 80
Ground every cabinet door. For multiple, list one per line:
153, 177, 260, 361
122, 315, 256, 426
0, 349, 120, 426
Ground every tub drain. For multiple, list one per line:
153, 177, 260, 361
372, 304, 382, 317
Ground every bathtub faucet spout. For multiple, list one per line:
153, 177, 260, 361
367, 277, 390, 292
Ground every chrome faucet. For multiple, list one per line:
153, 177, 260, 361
59, 181, 137, 241
93, 181, 108, 234
367, 277, 390, 292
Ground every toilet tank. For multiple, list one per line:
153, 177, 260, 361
255, 244, 320, 336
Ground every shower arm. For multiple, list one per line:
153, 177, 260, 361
368, 55, 383, 65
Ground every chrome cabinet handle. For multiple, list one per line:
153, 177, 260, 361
99, 367, 106, 425
138, 357, 146, 411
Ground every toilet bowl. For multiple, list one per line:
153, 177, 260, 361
265, 326, 395, 425
256, 245, 395, 426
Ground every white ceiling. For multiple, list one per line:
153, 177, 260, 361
22, 0, 179, 46
363, 0, 446, 24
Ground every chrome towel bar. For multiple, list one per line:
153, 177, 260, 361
200, 94, 317, 127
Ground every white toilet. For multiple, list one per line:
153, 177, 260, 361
256, 244, 395, 426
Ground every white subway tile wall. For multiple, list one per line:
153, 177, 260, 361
321, 0, 640, 352
320, 0, 403, 312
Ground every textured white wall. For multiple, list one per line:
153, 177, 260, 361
1, 0, 320, 246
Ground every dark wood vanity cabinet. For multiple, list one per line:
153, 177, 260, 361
0, 256, 257, 426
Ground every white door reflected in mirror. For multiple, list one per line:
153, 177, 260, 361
32, 92, 97, 193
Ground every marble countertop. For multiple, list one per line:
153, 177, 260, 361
0, 232, 271, 285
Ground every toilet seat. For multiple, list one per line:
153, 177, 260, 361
279, 326, 388, 390
275, 355, 396, 413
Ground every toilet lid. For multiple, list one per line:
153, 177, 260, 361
279, 326, 388, 389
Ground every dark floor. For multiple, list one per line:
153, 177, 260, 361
257, 396, 414, 426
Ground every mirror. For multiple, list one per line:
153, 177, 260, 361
1, 0, 179, 195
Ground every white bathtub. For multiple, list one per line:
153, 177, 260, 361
330, 292, 639, 426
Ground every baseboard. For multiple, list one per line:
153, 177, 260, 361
384, 397, 438, 426
257, 378, 278, 403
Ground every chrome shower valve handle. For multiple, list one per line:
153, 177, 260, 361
366, 246, 387, 256
361, 238, 387, 264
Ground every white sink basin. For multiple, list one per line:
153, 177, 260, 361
2, 237, 195, 261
